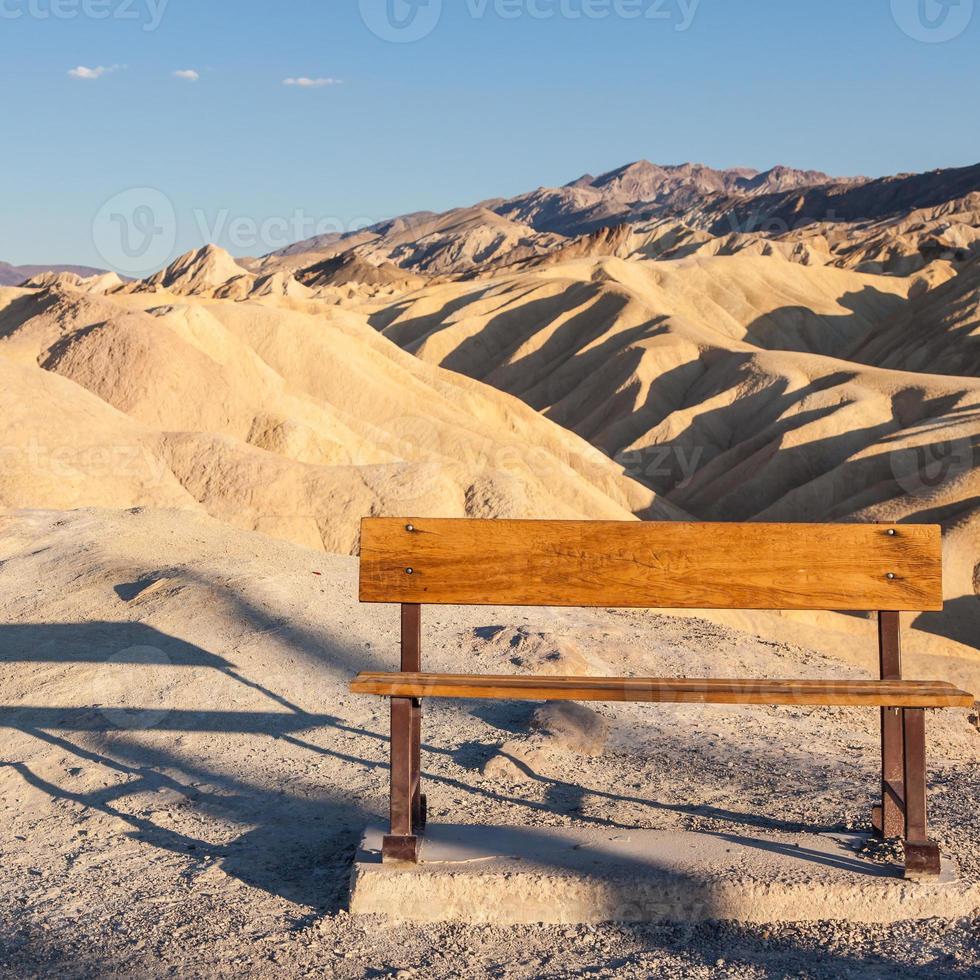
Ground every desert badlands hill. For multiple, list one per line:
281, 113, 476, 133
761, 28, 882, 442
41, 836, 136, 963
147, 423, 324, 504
3, 169, 978, 678
373, 254, 979, 681
0, 251, 675, 557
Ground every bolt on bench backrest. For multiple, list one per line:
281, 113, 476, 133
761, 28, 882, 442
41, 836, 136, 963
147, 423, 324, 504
359, 518, 943, 611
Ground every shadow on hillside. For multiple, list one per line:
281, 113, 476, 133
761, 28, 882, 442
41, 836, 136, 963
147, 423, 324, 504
662, 383, 970, 522
817, 431, 980, 526
741, 288, 907, 356
646, 366, 861, 508
439, 283, 626, 392
0, 288, 61, 341
531, 313, 670, 433
905, 494, 980, 528
914, 596, 980, 653
367, 281, 499, 338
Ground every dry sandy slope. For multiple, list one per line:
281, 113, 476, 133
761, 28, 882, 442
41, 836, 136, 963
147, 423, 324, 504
3, 245, 974, 663
0, 508, 977, 978
847, 256, 980, 376
0, 266, 675, 553
371, 254, 980, 661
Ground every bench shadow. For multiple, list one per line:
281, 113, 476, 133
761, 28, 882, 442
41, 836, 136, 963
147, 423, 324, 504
0, 619, 895, 920
361, 821, 894, 881
2, 617, 944, 979
0, 617, 382, 917
480, 743, 868, 840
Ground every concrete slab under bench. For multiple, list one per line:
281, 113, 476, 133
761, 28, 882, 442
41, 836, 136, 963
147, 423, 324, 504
348, 823, 978, 925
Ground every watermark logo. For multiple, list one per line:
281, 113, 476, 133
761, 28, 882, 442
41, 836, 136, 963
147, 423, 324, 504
92, 187, 177, 276
719, 208, 845, 238
890, 437, 973, 497
0, 0, 168, 31
891, 0, 974, 42
359, 413, 452, 506
193, 209, 376, 252
359, 0, 443, 42
467, 0, 700, 29
616, 444, 704, 489
90, 645, 173, 730
359, 0, 700, 40
0, 438, 173, 488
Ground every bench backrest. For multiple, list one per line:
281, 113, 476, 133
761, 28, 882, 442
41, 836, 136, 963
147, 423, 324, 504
359, 518, 943, 611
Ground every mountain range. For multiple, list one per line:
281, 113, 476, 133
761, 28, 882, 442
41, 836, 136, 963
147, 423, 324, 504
250, 159, 980, 279
0, 260, 106, 287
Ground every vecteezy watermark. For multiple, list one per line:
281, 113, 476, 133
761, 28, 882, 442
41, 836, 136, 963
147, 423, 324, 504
359, 0, 700, 41
192, 209, 377, 253
90, 645, 174, 730
0, 0, 168, 31
359, 0, 443, 41
0, 437, 173, 487
890, 437, 974, 497
616, 444, 705, 490
718, 208, 846, 238
891, 0, 974, 42
92, 187, 177, 277
92, 188, 379, 274
466, 0, 701, 29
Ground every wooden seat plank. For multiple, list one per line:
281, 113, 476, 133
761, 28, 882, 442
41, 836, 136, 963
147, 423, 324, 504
359, 518, 943, 611
350, 672, 972, 707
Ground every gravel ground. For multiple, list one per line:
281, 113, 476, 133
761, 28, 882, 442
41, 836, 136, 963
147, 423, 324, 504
1, 509, 978, 978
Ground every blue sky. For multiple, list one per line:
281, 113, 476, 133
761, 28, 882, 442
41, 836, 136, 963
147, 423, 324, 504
1, 0, 978, 268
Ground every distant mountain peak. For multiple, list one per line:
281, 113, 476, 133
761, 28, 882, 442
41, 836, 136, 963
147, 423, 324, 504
116, 244, 258, 298
248, 157, 980, 278
0, 260, 108, 287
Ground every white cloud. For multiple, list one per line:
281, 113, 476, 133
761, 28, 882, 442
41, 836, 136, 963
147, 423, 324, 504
283, 77, 342, 88
68, 65, 121, 80
172, 69, 200, 82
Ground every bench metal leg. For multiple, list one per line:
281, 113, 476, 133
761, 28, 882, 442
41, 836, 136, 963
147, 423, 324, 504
383, 696, 420, 862
902, 707, 941, 878
411, 696, 426, 831
874, 707, 906, 837
382, 602, 425, 863
873, 611, 905, 838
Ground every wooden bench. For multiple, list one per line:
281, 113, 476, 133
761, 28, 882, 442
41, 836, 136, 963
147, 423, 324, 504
350, 517, 971, 877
